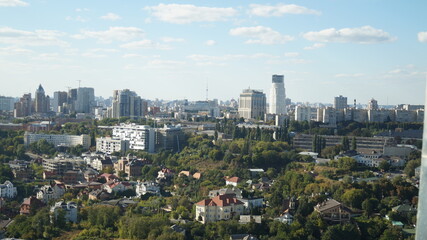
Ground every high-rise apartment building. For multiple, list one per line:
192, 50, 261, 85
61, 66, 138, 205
75, 87, 95, 113
14, 93, 32, 117
111, 89, 146, 119
0, 96, 15, 112
238, 89, 266, 120
367, 98, 378, 110
53, 91, 68, 113
34, 84, 50, 113
334, 95, 347, 110
269, 74, 286, 115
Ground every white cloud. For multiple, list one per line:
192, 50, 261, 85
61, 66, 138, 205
0, 0, 28, 7
100, 13, 121, 21
161, 37, 184, 43
303, 26, 396, 44
334, 73, 364, 78
205, 40, 216, 46
304, 43, 325, 50
187, 53, 279, 66
249, 3, 320, 17
230, 26, 293, 45
65, 16, 88, 22
144, 4, 237, 24
0, 27, 67, 46
120, 40, 170, 50
284, 52, 299, 57
122, 53, 142, 58
73, 27, 144, 43
81, 48, 118, 58
75, 8, 89, 12
418, 32, 427, 43
0, 46, 33, 55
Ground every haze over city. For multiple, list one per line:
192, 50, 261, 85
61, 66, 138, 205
0, 0, 426, 105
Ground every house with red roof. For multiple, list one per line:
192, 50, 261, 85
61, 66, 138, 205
225, 177, 241, 187
195, 194, 244, 224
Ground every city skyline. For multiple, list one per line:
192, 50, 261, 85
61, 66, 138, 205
0, 0, 426, 104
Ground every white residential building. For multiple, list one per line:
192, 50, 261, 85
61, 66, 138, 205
50, 201, 78, 223
37, 184, 65, 203
0, 181, 17, 198
135, 181, 160, 197
24, 132, 91, 149
195, 194, 245, 224
112, 123, 155, 153
96, 137, 129, 154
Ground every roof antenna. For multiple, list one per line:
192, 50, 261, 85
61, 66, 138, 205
76, 80, 81, 88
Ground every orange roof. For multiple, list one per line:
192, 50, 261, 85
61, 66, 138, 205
196, 194, 243, 207
193, 172, 202, 179
225, 177, 240, 183
179, 171, 190, 176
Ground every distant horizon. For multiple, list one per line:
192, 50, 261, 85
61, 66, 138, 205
1, 0, 426, 105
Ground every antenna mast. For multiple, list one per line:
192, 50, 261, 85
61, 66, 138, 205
206, 81, 208, 101
76, 80, 81, 88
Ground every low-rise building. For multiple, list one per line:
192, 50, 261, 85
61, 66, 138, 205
0, 181, 17, 198
96, 137, 129, 154
24, 132, 90, 149
50, 201, 78, 223
20, 196, 44, 215
36, 183, 66, 203
274, 212, 293, 224
225, 177, 241, 187
314, 199, 351, 223
195, 194, 244, 224
135, 181, 160, 197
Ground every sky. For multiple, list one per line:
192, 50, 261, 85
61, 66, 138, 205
0, 0, 426, 105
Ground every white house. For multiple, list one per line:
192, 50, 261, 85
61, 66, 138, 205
37, 184, 65, 203
195, 194, 244, 224
50, 201, 78, 223
274, 212, 293, 225
225, 177, 241, 187
0, 181, 17, 198
135, 181, 160, 197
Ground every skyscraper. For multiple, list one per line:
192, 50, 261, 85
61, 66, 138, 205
111, 89, 146, 119
367, 98, 378, 110
52, 91, 68, 113
334, 95, 348, 110
34, 84, 49, 113
14, 93, 32, 117
269, 74, 287, 115
75, 87, 95, 113
238, 89, 266, 120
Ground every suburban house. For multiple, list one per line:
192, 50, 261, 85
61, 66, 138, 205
225, 177, 241, 187
274, 211, 294, 225
195, 194, 245, 224
135, 181, 160, 197
36, 183, 66, 203
209, 187, 243, 199
157, 168, 174, 180
50, 201, 78, 223
0, 181, 17, 198
20, 196, 44, 215
314, 199, 351, 223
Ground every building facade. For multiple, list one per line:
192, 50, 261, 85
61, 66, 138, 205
238, 89, 266, 120
112, 124, 155, 153
96, 137, 129, 154
0, 181, 17, 198
24, 132, 91, 149
195, 194, 245, 224
110, 89, 146, 119
269, 74, 286, 115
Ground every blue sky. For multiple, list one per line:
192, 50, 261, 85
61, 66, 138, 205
0, 0, 426, 105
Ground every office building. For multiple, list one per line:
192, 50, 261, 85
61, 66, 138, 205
110, 89, 146, 119
334, 95, 347, 110
238, 89, 266, 120
269, 75, 286, 115
155, 125, 185, 152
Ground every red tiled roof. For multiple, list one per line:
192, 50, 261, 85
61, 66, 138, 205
196, 194, 243, 207
225, 177, 240, 183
